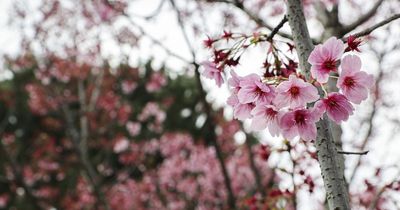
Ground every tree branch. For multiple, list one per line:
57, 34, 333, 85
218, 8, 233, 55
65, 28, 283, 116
244, 134, 266, 197
337, 150, 369, 155
209, 0, 293, 40
169, 0, 237, 208
0, 113, 43, 210
61, 103, 110, 210
267, 15, 288, 41
341, 0, 384, 35
285, 0, 350, 209
346, 13, 400, 39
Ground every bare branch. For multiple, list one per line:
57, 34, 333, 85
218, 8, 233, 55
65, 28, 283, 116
128, 20, 191, 64
267, 15, 288, 41
337, 150, 369, 155
346, 13, 400, 39
143, 0, 167, 20
168, 0, 237, 208
244, 134, 266, 197
0, 113, 43, 210
349, 41, 386, 183
341, 0, 384, 35
88, 68, 105, 112
209, 0, 294, 40
61, 104, 110, 210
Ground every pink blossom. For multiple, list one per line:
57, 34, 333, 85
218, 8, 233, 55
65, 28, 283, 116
250, 104, 280, 136
237, 74, 274, 104
274, 75, 319, 109
337, 55, 374, 104
126, 121, 141, 136
0, 194, 9, 208
146, 72, 167, 92
227, 94, 255, 120
201, 61, 224, 87
308, 37, 344, 83
121, 80, 137, 94
315, 93, 354, 124
280, 108, 320, 140
114, 137, 130, 153
228, 71, 242, 93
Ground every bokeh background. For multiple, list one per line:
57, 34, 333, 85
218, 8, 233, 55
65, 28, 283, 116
0, 0, 400, 209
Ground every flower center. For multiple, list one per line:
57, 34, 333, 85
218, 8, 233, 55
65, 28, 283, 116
289, 86, 300, 97
328, 99, 337, 108
294, 111, 306, 125
265, 108, 277, 120
322, 59, 337, 72
344, 77, 355, 88
256, 87, 264, 95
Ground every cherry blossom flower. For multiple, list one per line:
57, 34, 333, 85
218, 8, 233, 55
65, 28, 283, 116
113, 137, 130, 153
250, 103, 280, 136
237, 74, 274, 104
121, 80, 137, 94
201, 61, 224, 87
337, 55, 374, 104
0, 194, 9, 208
146, 72, 167, 92
308, 37, 344, 83
227, 94, 255, 120
126, 121, 141, 136
280, 108, 320, 140
315, 93, 354, 124
228, 71, 242, 93
274, 75, 319, 109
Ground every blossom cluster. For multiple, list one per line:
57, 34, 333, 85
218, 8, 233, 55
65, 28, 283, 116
107, 133, 275, 210
203, 37, 374, 140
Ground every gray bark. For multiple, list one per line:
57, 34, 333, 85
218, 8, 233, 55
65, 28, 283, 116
285, 0, 351, 209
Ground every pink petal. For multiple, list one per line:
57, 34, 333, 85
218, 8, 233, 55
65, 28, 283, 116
323, 37, 344, 60
340, 55, 362, 76
344, 84, 368, 104
268, 119, 281, 137
308, 45, 325, 64
301, 85, 320, 102
238, 87, 258, 104
273, 93, 289, 108
354, 71, 374, 88
250, 117, 268, 131
227, 94, 239, 107
228, 71, 241, 89
234, 103, 254, 120
255, 80, 270, 93
311, 65, 330, 83
298, 122, 317, 140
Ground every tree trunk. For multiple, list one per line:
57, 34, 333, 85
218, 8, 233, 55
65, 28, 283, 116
285, 0, 351, 209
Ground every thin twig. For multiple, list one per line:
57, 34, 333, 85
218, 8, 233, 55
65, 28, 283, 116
348, 42, 388, 183
244, 134, 266, 197
210, 0, 293, 40
168, 0, 237, 208
287, 145, 298, 209
345, 13, 400, 39
341, 0, 384, 35
103, 0, 191, 64
337, 150, 369, 155
267, 15, 288, 41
